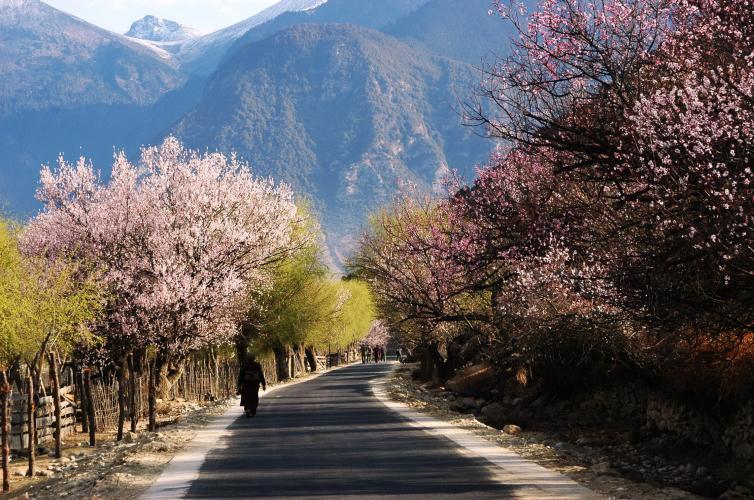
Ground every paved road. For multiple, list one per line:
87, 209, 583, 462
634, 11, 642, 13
172, 362, 591, 499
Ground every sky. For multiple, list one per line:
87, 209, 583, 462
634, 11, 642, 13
44, 0, 282, 34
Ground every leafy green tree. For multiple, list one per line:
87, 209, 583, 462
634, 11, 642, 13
240, 206, 375, 379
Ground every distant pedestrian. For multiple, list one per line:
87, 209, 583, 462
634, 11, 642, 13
396, 348, 403, 362
237, 352, 267, 417
373, 346, 380, 363
361, 345, 368, 364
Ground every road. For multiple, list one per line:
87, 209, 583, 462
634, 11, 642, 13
148, 362, 595, 499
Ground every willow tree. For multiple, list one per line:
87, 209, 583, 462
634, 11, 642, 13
329, 279, 375, 352
242, 210, 340, 379
22, 257, 101, 453
0, 220, 33, 491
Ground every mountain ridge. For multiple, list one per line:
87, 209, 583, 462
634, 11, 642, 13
170, 23, 491, 266
0, 0, 507, 269
126, 15, 201, 42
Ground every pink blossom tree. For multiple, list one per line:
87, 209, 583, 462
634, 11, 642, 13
360, 321, 391, 349
25, 137, 298, 430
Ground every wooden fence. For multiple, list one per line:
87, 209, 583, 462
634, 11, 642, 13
10, 388, 77, 450
6, 349, 330, 451
89, 358, 243, 431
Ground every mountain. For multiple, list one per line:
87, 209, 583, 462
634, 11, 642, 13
0, 0, 189, 213
0, 0, 509, 268
0, 0, 183, 114
385, 0, 517, 65
126, 15, 200, 42
170, 24, 491, 266
173, 0, 330, 74
226, 0, 430, 49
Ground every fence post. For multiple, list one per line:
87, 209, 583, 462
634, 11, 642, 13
83, 368, 96, 446
49, 353, 62, 458
25, 372, 35, 477
148, 358, 156, 432
1, 370, 11, 492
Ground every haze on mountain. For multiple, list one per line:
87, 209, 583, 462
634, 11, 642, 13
0, 0, 516, 268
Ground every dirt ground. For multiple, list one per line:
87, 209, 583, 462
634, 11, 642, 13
385, 364, 753, 500
6, 397, 234, 499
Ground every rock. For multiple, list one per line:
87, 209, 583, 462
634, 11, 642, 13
696, 466, 708, 476
590, 461, 612, 474
479, 402, 507, 428
445, 362, 496, 397
502, 424, 522, 435
451, 397, 477, 412
720, 484, 754, 499
35, 470, 48, 477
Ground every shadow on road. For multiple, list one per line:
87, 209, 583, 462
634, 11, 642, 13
185, 363, 521, 498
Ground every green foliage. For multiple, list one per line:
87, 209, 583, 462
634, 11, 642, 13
23, 257, 103, 357
244, 207, 375, 353
328, 279, 375, 349
0, 218, 102, 368
0, 219, 35, 366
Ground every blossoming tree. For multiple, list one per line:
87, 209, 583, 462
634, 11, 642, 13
25, 137, 298, 430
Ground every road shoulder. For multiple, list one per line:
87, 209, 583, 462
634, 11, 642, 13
370, 364, 600, 499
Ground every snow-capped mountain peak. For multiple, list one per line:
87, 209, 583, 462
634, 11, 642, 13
126, 15, 200, 42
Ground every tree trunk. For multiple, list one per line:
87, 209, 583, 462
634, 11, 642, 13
148, 358, 157, 432
419, 342, 447, 382
1, 370, 11, 492
304, 347, 317, 373
49, 353, 62, 458
273, 345, 291, 382
25, 372, 35, 477
155, 354, 185, 401
127, 354, 137, 433
83, 368, 96, 446
116, 356, 127, 441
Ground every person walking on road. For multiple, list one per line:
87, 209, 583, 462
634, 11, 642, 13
237, 352, 267, 417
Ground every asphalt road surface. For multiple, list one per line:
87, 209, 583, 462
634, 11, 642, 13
182, 362, 587, 499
